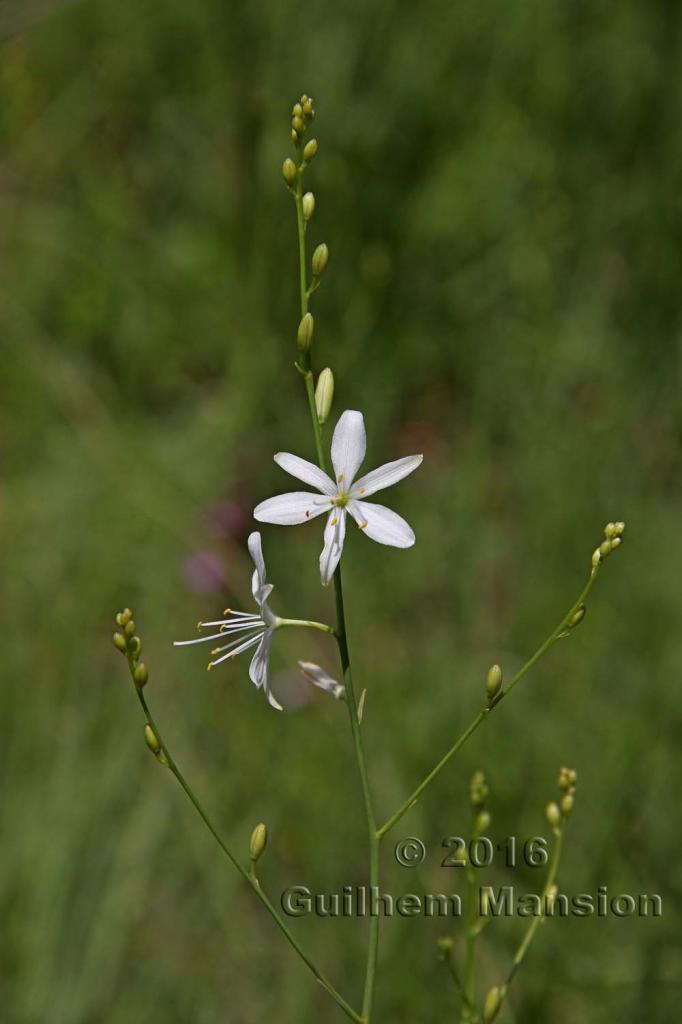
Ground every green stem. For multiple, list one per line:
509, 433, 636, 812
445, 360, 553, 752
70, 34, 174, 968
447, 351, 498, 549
460, 817, 482, 1024
376, 565, 601, 839
127, 665, 362, 1023
292, 157, 380, 1022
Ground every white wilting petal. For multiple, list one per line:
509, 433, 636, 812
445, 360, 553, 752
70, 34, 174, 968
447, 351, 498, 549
348, 499, 415, 548
298, 661, 345, 700
274, 453, 336, 494
254, 491, 330, 525
351, 454, 423, 499
319, 508, 347, 586
331, 410, 366, 488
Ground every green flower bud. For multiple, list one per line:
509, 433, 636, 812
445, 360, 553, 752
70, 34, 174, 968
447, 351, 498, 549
486, 663, 503, 701
302, 191, 315, 221
591, 547, 601, 568
249, 822, 268, 862
475, 810, 491, 834
116, 608, 133, 627
545, 801, 561, 828
129, 636, 142, 657
144, 724, 161, 754
568, 604, 586, 628
282, 158, 296, 187
302, 97, 314, 118
297, 312, 314, 352
599, 539, 612, 558
292, 103, 303, 118
124, 619, 136, 638
610, 536, 622, 549
470, 770, 488, 808
604, 522, 616, 538
483, 985, 504, 1023
436, 936, 453, 954
561, 792, 574, 816
133, 663, 149, 689
312, 242, 329, 276
613, 521, 625, 536
113, 632, 127, 653
292, 115, 305, 135
303, 138, 318, 162
315, 368, 334, 425
290, 129, 299, 143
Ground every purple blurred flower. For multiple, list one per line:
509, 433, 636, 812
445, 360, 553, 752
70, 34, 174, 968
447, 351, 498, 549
183, 550, 227, 594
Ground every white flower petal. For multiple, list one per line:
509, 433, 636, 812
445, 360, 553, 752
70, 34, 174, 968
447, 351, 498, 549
348, 499, 415, 548
351, 454, 423, 499
274, 453, 336, 495
331, 410, 366, 489
248, 632, 282, 710
254, 491, 330, 525
298, 661, 345, 700
247, 531, 267, 589
319, 508, 347, 585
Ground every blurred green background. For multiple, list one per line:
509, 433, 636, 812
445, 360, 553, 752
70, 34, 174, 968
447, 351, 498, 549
2, 1, 681, 1021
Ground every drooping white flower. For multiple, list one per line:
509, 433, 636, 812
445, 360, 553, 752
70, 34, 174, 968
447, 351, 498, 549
298, 661, 345, 700
254, 410, 423, 584
174, 532, 282, 710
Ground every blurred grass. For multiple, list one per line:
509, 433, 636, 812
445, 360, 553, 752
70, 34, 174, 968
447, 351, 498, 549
1, 0, 681, 1021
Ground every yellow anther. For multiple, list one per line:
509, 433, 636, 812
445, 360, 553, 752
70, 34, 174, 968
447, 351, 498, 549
330, 516, 338, 525
337, 473, 344, 483
359, 487, 366, 494
359, 521, 368, 530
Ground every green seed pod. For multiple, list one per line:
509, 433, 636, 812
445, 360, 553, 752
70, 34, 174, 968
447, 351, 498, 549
312, 242, 329, 276
486, 663, 503, 701
133, 663, 149, 689
297, 312, 314, 352
249, 822, 268, 862
302, 191, 315, 221
315, 368, 334, 425
483, 986, 504, 1023
282, 158, 296, 187
545, 801, 561, 828
113, 632, 127, 653
144, 724, 161, 754
303, 138, 318, 162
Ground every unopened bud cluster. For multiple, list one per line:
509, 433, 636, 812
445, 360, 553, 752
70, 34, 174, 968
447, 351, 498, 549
592, 520, 625, 569
112, 608, 145, 680
290, 93, 315, 144
546, 766, 578, 828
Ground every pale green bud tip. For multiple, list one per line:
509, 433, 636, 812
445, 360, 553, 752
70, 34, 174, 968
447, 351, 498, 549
483, 986, 504, 1023
486, 663, 503, 699
315, 367, 334, 425
249, 822, 268, 862
303, 138, 318, 162
124, 618, 137, 637
291, 115, 305, 134
282, 158, 296, 187
558, 766, 577, 790
133, 663, 149, 689
312, 242, 329, 276
144, 724, 161, 754
297, 312, 314, 352
545, 801, 561, 828
436, 936, 453, 953
302, 191, 315, 221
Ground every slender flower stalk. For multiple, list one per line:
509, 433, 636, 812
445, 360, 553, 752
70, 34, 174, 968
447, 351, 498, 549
376, 542, 614, 839
286, 101, 381, 1020
113, 614, 362, 1024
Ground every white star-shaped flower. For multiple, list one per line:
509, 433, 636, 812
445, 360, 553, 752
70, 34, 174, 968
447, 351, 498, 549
174, 531, 282, 710
254, 410, 423, 584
